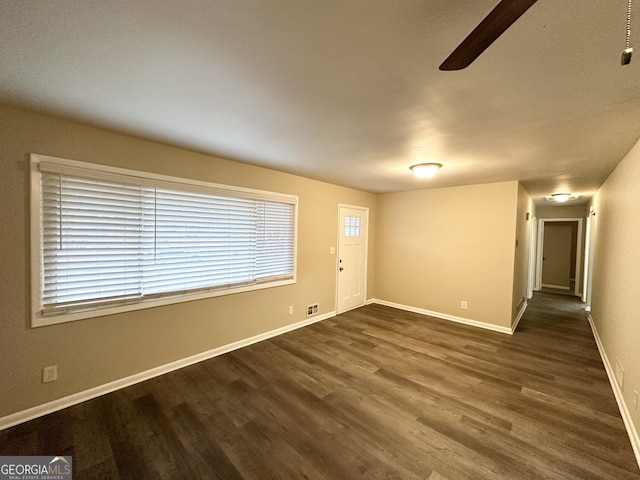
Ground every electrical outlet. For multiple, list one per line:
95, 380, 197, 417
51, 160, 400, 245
288, 306, 293, 315
42, 365, 57, 383
461, 301, 468, 310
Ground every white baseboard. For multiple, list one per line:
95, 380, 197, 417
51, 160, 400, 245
512, 300, 528, 333
541, 283, 571, 291
368, 299, 512, 335
587, 314, 640, 469
0, 311, 336, 431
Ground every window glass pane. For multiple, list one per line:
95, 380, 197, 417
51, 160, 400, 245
41, 174, 149, 308
256, 201, 295, 279
344, 216, 361, 237
143, 189, 257, 295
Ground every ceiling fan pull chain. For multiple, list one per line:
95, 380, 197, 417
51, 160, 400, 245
622, 0, 633, 65
627, 0, 633, 48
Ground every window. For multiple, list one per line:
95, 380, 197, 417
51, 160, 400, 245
31, 154, 297, 326
344, 216, 361, 237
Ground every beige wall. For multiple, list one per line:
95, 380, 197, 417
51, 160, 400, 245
374, 181, 518, 329
589, 136, 640, 439
512, 183, 534, 323
536, 205, 587, 219
0, 105, 377, 418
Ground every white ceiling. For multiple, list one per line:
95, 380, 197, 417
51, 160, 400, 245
2, 0, 640, 204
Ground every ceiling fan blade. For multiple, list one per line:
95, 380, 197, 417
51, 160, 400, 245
439, 0, 538, 71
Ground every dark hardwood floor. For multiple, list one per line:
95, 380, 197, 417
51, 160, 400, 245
2, 292, 639, 479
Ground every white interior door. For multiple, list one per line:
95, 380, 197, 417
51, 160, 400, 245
337, 206, 368, 313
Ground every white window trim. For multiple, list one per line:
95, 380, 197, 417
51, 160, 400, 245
30, 153, 298, 327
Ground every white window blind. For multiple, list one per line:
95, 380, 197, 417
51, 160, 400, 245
32, 155, 297, 324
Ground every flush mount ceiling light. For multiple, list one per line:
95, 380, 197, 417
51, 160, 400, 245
410, 163, 442, 178
545, 193, 579, 203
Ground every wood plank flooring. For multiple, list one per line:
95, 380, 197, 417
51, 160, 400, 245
1, 292, 639, 479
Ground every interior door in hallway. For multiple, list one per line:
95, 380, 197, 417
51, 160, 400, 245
542, 223, 573, 290
337, 205, 368, 313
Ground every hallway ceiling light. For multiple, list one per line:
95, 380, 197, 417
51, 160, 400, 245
545, 193, 579, 203
410, 163, 442, 178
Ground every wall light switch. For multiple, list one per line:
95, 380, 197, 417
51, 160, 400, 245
329, 247, 336, 255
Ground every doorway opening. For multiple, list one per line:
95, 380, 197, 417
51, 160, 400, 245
535, 218, 583, 297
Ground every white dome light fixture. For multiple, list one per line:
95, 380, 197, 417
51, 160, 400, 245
545, 193, 579, 203
410, 163, 443, 178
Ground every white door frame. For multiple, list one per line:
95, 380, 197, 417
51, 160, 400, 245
535, 217, 583, 296
335, 204, 369, 313
583, 207, 595, 308
527, 216, 537, 298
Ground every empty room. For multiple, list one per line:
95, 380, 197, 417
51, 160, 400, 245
1, 1, 640, 479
